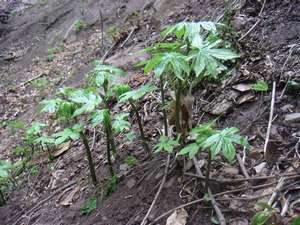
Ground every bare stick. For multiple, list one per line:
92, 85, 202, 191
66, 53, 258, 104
193, 157, 226, 225
140, 154, 170, 225
263, 81, 276, 158
259, 0, 267, 16
12, 73, 46, 90
238, 19, 261, 42
268, 177, 284, 206
120, 26, 138, 48
236, 153, 250, 179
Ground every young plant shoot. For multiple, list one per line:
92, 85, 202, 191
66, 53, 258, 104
179, 123, 248, 190
40, 88, 101, 186
119, 84, 156, 156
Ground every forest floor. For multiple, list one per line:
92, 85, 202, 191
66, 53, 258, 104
0, 0, 300, 225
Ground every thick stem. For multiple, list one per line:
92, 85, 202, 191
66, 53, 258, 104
80, 131, 98, 187
129, 99, 151, 156
175, 79, 182, 138
160, 75, 168, 136
0, 189, 5, 206
104, 125, 115, 177
205, 150, 212, 192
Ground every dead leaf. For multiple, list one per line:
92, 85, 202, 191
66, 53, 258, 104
59, 186, 80, 206
166, 208, 188, 225
254, 162, 267, 174
54, 141, 71, 157
237, 93, 255, 105
232, 83, 252, 92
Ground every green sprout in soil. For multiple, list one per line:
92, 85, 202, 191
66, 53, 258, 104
73, 19, 86, 32
81, 196, 97, 215
119, 84, 156, 156
251, 80, 269, 92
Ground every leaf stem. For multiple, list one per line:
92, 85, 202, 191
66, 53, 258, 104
175, 79, 182, 139
80, 131, 98, 187
205, 150, 212, 192
160, 75, 168, 136
104, 125, 115, 177
129, 99, 151, 156
0, 189, 5, 206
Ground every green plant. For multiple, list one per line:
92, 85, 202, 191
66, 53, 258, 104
290, 215, 300, 225
89, 61, 130, 176
107, 25, 120, 41
119, 84, 156, 156
125, 156, 138, 166
105, 175, 118, 196
154, 135, 180, 153
179, 124, 248, 190
0, 160, 13, 205
31, 77, 49, 92
40, 88, 101, 186
74, 19, 86, 32
250, 202, 276, 225
251, 80, 268, 92
81, 196, 97, 215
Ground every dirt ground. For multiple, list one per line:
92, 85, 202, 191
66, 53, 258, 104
0, 0, 300, 225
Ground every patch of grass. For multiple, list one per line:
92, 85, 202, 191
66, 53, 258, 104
125, 155, 138, 166
251, 80, 268, 92
73, 19, 86, 32
107, 25, 120, 41
31, 77, 49, 92
81, 196, 97, 215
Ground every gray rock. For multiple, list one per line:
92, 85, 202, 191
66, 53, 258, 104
284, 113, 300, 123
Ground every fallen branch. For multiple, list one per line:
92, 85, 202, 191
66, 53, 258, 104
238, 19, 261, 42
263, 81, 276, 158
11, 73, 47, 91
236, 153, 250, 179
120, 26, 138, 48
140, 154, 171, 225
193, 157, 226, 225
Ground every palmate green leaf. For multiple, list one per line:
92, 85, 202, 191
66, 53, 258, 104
0, 160, 12, 178
154, 135, 180, 153
178, 143, 199, 159
188, 39, 240, 78
34, 135, 55, 146
191, 122, 216, 145
40, 99, 61, 114
26, 122, 47, 136
56, 101, 76, 120
112, 113, 131, 133
91, 109, 106, 127
68, 89, 102, 117
251, 80, 268, 92
93, 61, 126, 87
119, 84, 157, 102
52, 125, 82, 145
201, 127, 248, 162
113, 84, 131, 100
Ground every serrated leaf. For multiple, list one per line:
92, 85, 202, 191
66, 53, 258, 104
119, 84, 157, 102
53, 128, 80, 145
178, 143, 199, 159
112, 113, 130, 133
154, 135, 179, 153
40, 99, 61, 113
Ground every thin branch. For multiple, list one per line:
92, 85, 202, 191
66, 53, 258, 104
120, 26, 138, 48
238, 19, 261, 42
263, 81, 276, 158
140, 154, 171, 225
193, 157, 226, 225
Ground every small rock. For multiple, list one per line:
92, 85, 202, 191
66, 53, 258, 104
119, 164, 129, 171
254, 162, 267, 174
223, 165, 239, 176
280, 104, 294, 112
232, 83, 252, 92
284, 113, 300, 123
126, 178, 136, 189
237, 93, 256, 105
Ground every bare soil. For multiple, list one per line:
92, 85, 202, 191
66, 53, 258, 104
0, 0, 300, 225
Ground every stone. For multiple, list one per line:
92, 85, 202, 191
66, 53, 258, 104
284, 113, 300, 123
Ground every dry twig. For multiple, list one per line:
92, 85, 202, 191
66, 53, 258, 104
263, 81, 276, 158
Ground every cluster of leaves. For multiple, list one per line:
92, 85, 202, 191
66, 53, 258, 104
73, 19, 86, 32
251, 80, 268, 92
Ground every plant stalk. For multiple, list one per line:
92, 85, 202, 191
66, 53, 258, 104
205, 150, 212, 192
0, 189, 5, 206
175, 79, 182, 139
160, 75, 168, 136
129, 99, 151, 156
104, 125, 115, 177
80, 131, 98, 187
